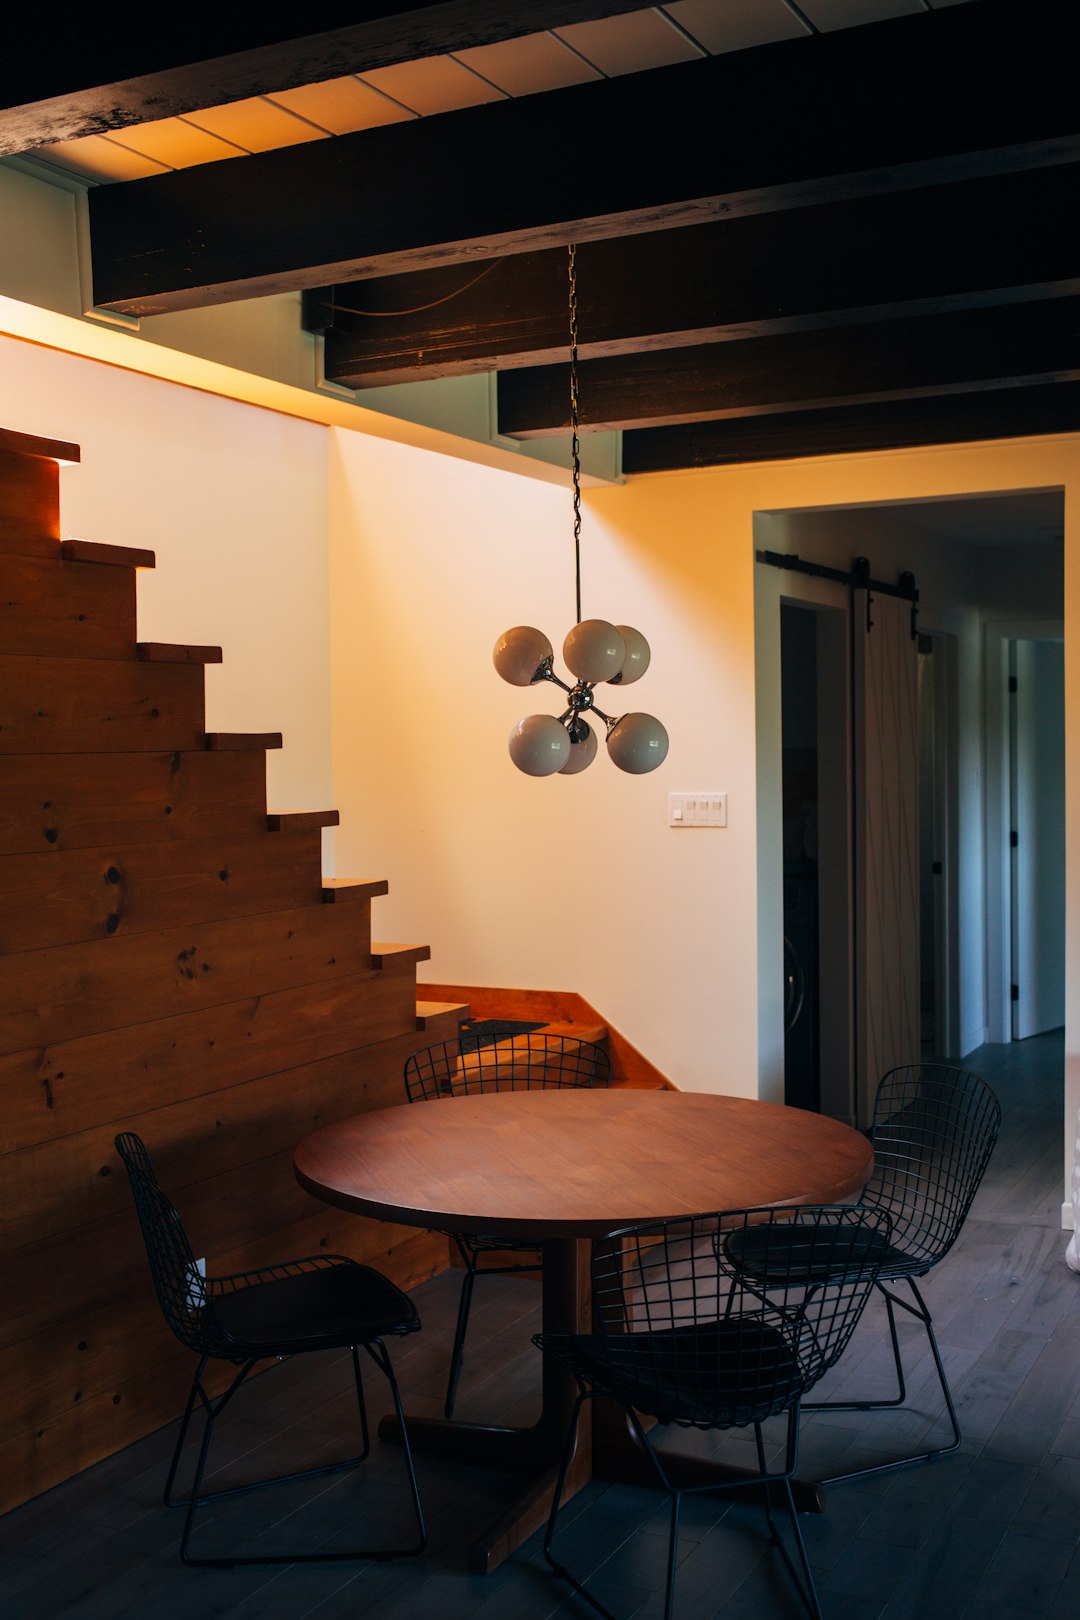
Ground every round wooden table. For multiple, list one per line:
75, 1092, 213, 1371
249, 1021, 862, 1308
295, 1089, 872, 1573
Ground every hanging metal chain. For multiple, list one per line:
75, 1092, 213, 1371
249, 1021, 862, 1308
568, 243, 582, 625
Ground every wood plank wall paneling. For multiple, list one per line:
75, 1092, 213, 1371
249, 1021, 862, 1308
0, 750, 269, 853
0, 555, 136, 659
0, 829, 327, 952
0, 432, 456, 1513
0, 655, 207, 753
0, 964, 418, 1154
0, 903, 384, 1054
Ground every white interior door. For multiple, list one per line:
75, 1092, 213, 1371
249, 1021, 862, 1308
1011, 639, 1066, 1039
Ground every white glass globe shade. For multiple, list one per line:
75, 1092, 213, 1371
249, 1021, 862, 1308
563, 619, 625, 684
559, 720, 598, 775
493, 626, 553, 686
508, 714, 571, 776
607, 713, 670, 774
608, 625, 651, 685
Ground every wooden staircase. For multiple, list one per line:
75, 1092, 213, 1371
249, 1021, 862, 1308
0, 426, 465, 1514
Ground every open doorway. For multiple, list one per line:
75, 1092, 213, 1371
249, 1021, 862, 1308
757, 489, 1063, 1126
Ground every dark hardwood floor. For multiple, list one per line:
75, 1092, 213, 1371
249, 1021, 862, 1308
2, 1035, 1076, 1619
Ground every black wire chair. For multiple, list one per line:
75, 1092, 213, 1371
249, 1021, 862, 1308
535, 1205, 891, 1620
404, 1030, 610, 1417
724, 1063, 1002, 1486
114, 1132, 427, 1568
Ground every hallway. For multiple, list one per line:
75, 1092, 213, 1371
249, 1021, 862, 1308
1, 1036, 1076, 1619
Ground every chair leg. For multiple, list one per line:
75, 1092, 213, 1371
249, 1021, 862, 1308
662, 1487, 683, 1620
813, 1278, 963, 1487
445, 1254, 478, 1419
351, 1345, 371, 1460
752, 1408, 823, 1620
363, 1339, 428, 1559
170, 1341, 426, 1567
542, 1390, 620, 1620
163, 1356, 209, 1509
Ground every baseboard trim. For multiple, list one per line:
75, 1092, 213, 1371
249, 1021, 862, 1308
1063, 1202, 1075, 1232
960, 1025, 990, 1057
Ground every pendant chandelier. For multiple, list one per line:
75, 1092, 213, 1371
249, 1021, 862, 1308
493, 245, 669, 777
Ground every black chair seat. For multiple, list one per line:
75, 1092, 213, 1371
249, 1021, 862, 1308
212, 1260, 420, 1356
538, 1318, 802, 1427
723, 1222, 895, 1283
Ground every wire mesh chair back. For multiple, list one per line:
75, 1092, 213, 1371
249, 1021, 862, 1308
404, 1031, 610, 1102
860, 1064, 1001, 1270
115, 1131, 213, 1355
587, 1205, 891, 1431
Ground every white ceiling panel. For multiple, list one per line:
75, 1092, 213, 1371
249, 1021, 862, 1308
108, 116, 243, 167
37, 134, 172, 182
452, 33, 603, 96
359, 55, 507, 116
553, 10, 704, 76
662, 0, 811, 53
268, 77, 416, 134
183, 97, 328, 152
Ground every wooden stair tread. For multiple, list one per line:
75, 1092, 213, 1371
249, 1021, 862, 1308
60, 539, 155, 569
138, 643, 223, 664
206, 733, 282, 751
267, 809, 338, 830
0, 428, 80, 464
372, 942, 431, 969
534, 1020, 607, 1045
417, 1000, 471, 1028
322, 878, 389, 903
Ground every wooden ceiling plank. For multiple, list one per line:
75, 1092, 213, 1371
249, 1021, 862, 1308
1, 3, 653, 154
496, 299, 1080, 435
310, 166, 1080, 386
87, 0, 1080, 315
621, 383, 1080, 472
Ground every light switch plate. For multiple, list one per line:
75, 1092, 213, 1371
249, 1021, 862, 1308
669, 792, 727, 827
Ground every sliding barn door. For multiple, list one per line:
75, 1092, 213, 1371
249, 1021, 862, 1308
853, 589, 920, 1126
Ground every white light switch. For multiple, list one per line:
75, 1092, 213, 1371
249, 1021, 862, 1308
669, 792, 727, 827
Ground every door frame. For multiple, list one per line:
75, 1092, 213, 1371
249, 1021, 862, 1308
984, 617, 1065, 1044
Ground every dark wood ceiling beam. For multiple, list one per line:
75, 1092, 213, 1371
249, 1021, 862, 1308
1, 3, 650, 154
621, 384, 1080, 473
89, 0, 1080, 315
310, 166, 1080, 386
496, 300, 1080, 436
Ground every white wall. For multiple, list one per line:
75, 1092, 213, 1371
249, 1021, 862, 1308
324, 426, 763, 1094
0, 332, 333, 812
